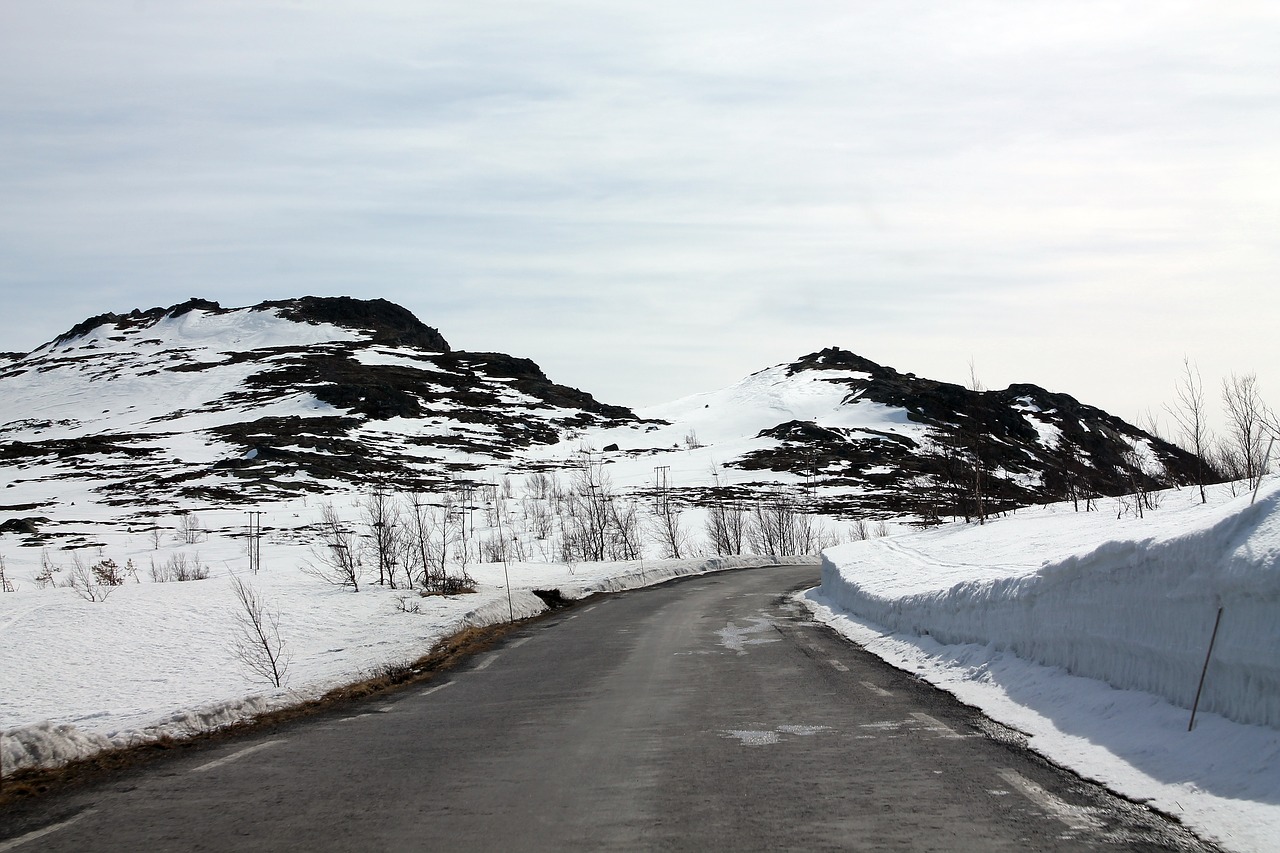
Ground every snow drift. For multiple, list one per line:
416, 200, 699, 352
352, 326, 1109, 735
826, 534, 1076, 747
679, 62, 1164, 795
820, 481, 1280, 729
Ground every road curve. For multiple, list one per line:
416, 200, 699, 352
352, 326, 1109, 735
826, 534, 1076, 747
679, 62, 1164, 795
2, 565, 1217, 852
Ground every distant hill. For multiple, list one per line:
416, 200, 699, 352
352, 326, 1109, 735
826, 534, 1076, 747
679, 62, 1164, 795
0, 297, 637, 510
0, 297, 1206, 524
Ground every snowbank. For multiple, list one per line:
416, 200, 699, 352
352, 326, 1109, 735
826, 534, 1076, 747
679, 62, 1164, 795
810, 481, 1280, 853
820, 482, 1280, 729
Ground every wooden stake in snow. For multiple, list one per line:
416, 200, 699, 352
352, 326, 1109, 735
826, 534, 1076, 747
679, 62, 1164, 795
1189, 607, 1224, 732
1250, 436, 1274, 506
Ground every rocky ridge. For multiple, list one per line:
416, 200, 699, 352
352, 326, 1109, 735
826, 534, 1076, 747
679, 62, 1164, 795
0, 297, 1206, 529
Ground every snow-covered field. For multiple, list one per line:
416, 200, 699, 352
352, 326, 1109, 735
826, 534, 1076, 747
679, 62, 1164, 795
807, 480, 1280, 853
0, 506, 801, 772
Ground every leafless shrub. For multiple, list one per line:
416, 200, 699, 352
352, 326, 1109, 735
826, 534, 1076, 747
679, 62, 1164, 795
149, 553, 209, 582
850, 519, 870, 541
177, 513, 204, 545
0, 555, 14, 593
34, 550, 59, 589
302, 503, 362, 591
875, 521, 890, 538
175, 553, 208, 581
480, 534, 508, 563
65, 554, 114, 602
706, 498, 748, 556
393, 594, 422, 614
436, 573, 477, 595
558, 460, 647, 562
1166, 357, 1214, 503
361, 485, 403, 587
525, 472, 554, 501
401, 491, 471, 594
651, 499, 688, 559
1222, 372, 1274, 490
746, 489, 817, 556
230, 575, 289, 688
814, 527, 842, 551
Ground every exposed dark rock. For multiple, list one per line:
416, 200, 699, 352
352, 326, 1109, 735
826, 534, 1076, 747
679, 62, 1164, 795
52, 298, 225, 345
732, 347, 1212, 519
264, 296, 451, 352
0, 517, 46, 535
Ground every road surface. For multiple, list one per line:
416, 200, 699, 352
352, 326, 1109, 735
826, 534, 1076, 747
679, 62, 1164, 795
1, 564, 1216, 851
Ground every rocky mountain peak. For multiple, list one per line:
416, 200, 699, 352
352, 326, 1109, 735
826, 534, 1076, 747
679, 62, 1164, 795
263, 296, 451, 352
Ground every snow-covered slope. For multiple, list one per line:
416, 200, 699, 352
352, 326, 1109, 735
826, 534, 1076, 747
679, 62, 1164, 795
1, 298, 1204, 534
532, 346, 1202, 521
0, 297, 635, 519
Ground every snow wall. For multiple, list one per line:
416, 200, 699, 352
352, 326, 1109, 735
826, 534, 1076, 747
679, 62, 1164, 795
820, 488, 1280, 729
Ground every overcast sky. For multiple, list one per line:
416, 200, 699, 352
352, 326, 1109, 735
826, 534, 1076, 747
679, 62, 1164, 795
2, 1, 1278, 433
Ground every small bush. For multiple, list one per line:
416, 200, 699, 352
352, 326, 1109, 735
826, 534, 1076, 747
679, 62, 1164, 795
91, 558, 126, 587
150, 553, 210, 583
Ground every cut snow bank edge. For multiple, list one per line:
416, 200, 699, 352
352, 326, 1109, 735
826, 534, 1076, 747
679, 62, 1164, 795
819, 485, 1280, 729
1, 555, 808, 775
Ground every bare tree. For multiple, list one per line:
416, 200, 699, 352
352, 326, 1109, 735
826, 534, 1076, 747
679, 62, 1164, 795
303, 503, 361, 591
967, 360, 988, 525
746, 489, 813, 556
560, 456, 639, 562
650, 468, 687, 559
178, 513, 204, 545
525, 472, 555, 501
651, 498, 688, 559
34, 549, 59, 589
706, 497, 748, 555
1211, 438, 1247, 496
1222, 372, 1273, 490
609, 498, 645, 560
1166, 358, 1213, 503
523, 496, 555, 541
64, 552, 115, 602
361, 485, 402, 587
402, 491, 472, 593
229, 575, 289, 688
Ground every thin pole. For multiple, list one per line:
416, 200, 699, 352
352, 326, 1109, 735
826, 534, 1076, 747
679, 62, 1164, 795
495, 492, 514, 622
1189, 607, 1224, 732
1251, 436, 1274, 506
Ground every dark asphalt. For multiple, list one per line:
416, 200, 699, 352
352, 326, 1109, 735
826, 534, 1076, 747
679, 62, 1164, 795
1, 564, 1218, 852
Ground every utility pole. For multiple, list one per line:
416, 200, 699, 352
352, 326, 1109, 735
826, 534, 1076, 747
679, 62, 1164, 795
246, 511, 264, 573
495, 496, 514, 622
654, 465, 670, 511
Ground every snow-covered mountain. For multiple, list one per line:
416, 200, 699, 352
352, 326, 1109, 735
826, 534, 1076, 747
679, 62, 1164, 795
0, 297, 635, 516
0, 297, 1203, 532
555, 346, 1203, 519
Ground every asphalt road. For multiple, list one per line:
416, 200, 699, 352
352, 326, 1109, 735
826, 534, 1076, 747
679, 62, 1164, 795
2, 564, 1219, 852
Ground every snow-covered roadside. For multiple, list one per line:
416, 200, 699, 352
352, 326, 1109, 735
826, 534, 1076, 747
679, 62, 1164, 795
805, 481, 1280, 853
0, 552, 804, 776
